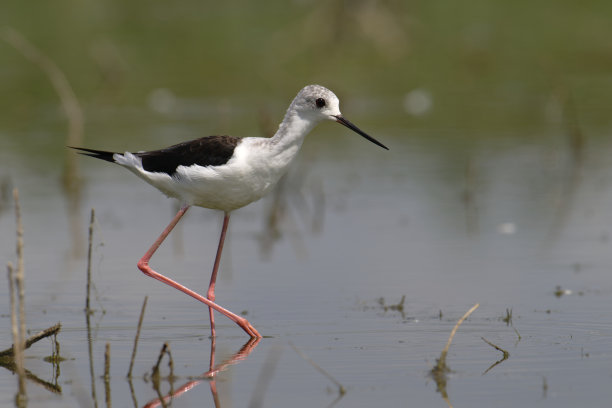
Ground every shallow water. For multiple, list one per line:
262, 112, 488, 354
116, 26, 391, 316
2, 114, 612, 407
3, 2, 612, 407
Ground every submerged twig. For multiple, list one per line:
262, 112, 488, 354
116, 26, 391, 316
481, 337, 510, 374
85, 307, 99, 408
46, 331, 63, 387
481, 337, 509, 357
151, 343, 174, 385
0, 323, 62, 358
127, 296, 148, 378
127, 376, 138, 408
290, 342, 345, 395
151, 343, 174, 408
151, 343, 173, 379
104, 343, 111, 408
377, 295, 407, 319
127, 296, 148, 408
0, 357, 62, 394
501, 308, 513, 326
513, 327, 522, 342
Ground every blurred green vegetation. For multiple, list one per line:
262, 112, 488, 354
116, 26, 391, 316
1, 0, 612, 150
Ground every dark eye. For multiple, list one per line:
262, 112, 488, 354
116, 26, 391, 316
315, 98, 326, 108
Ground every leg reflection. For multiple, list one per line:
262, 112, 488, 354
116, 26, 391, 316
142, 336, 260, 408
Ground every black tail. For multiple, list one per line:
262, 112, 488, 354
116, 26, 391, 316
69, 147, 117, 163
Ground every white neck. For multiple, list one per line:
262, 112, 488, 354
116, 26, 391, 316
264, 109, 317, 161
273, 109, 316, 144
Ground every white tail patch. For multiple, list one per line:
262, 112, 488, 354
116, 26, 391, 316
113, 152, 143, 169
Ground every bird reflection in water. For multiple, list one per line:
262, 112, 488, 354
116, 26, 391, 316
142, 337, 260, 408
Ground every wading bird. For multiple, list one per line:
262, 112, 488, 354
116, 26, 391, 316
72, 85, 388, 338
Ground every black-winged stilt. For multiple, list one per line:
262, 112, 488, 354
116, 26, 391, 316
72, 84, 388, 338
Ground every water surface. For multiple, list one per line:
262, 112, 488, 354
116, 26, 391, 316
2, 2, 612, 407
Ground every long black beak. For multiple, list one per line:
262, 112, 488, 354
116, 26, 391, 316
334, 115, 388, 150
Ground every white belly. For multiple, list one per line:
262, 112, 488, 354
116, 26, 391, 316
118, 137, 301, 212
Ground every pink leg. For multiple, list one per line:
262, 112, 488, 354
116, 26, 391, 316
137, 206, 261, 338
206, 212, 230, 338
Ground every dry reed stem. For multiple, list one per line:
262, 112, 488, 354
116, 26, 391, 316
430, 303, 479, 408
8, 263, 26, 403
7, 188, 27, 404
127, 296, 148, 378
13, 188, 27, 404
2, 28, 84, 188
85, 209, 95, 313
435, 303, 480, 373
2, 28, 83, 145
441, 304, 479, 362
13, 189, 26, 352
14, 189, 24, 283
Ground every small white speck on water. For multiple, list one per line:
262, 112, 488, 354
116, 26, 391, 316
497, 222, 517, 235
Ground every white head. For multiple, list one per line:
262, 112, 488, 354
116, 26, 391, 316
290, 84, 388, 150
291, 84, 342, 121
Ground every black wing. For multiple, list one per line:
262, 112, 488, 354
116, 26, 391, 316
71, 135, 242, 176
137, 135, 241, 175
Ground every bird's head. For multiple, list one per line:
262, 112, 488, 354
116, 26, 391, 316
292, 84, 388, 150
